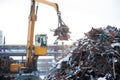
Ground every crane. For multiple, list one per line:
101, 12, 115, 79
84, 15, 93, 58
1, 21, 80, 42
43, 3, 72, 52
25, 0, 60, 72
11, 0, 61, 80
10, 0, 70, 79
26, 0, 70, 72
10, 0, 60, 74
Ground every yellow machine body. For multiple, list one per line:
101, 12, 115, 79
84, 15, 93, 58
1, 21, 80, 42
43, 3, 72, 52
10, 63, 24, 73
34, 46, 47, 55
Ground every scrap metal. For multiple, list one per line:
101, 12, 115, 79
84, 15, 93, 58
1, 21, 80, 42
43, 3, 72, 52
45, 25, 120, 80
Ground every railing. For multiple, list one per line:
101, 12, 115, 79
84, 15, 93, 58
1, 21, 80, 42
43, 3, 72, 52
0, 45, 65, 56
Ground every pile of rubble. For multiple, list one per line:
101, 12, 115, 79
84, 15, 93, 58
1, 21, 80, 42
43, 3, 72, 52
0, 54, 16, 73
44, 26, 120, 80
51, 11, 71, 41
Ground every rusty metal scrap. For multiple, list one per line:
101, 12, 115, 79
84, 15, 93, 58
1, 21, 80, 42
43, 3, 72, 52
53, 27, 70, 40
51, 12, 71, 41
45, 25, 120, 80
0, 54, 16, 73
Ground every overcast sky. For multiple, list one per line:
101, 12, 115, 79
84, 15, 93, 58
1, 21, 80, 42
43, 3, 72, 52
0, 0, 120, 45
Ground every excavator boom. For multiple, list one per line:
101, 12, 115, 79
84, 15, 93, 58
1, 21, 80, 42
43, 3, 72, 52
35, 0, 59, 13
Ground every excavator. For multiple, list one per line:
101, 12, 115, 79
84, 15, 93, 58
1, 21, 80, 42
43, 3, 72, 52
9, 0, 60, 80
23, 0, 70, 73
9, 0, 70, 79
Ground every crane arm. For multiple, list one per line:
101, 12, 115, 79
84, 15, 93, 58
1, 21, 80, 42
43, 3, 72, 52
35, 0, 59, 13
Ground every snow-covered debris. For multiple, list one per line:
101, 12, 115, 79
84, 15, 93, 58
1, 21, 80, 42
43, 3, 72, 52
97, 77, 106, 80
57, 53, 72, 64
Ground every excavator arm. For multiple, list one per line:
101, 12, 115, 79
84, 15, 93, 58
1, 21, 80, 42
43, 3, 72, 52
35, 0, 59, 13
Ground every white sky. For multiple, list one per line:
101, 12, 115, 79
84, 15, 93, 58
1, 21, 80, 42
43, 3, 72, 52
0, 0, 120, 45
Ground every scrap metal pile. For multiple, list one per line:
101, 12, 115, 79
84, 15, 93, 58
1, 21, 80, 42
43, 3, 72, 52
44, 26, 120, 80
51, 12, 71, 41
0, 54, 16, 73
